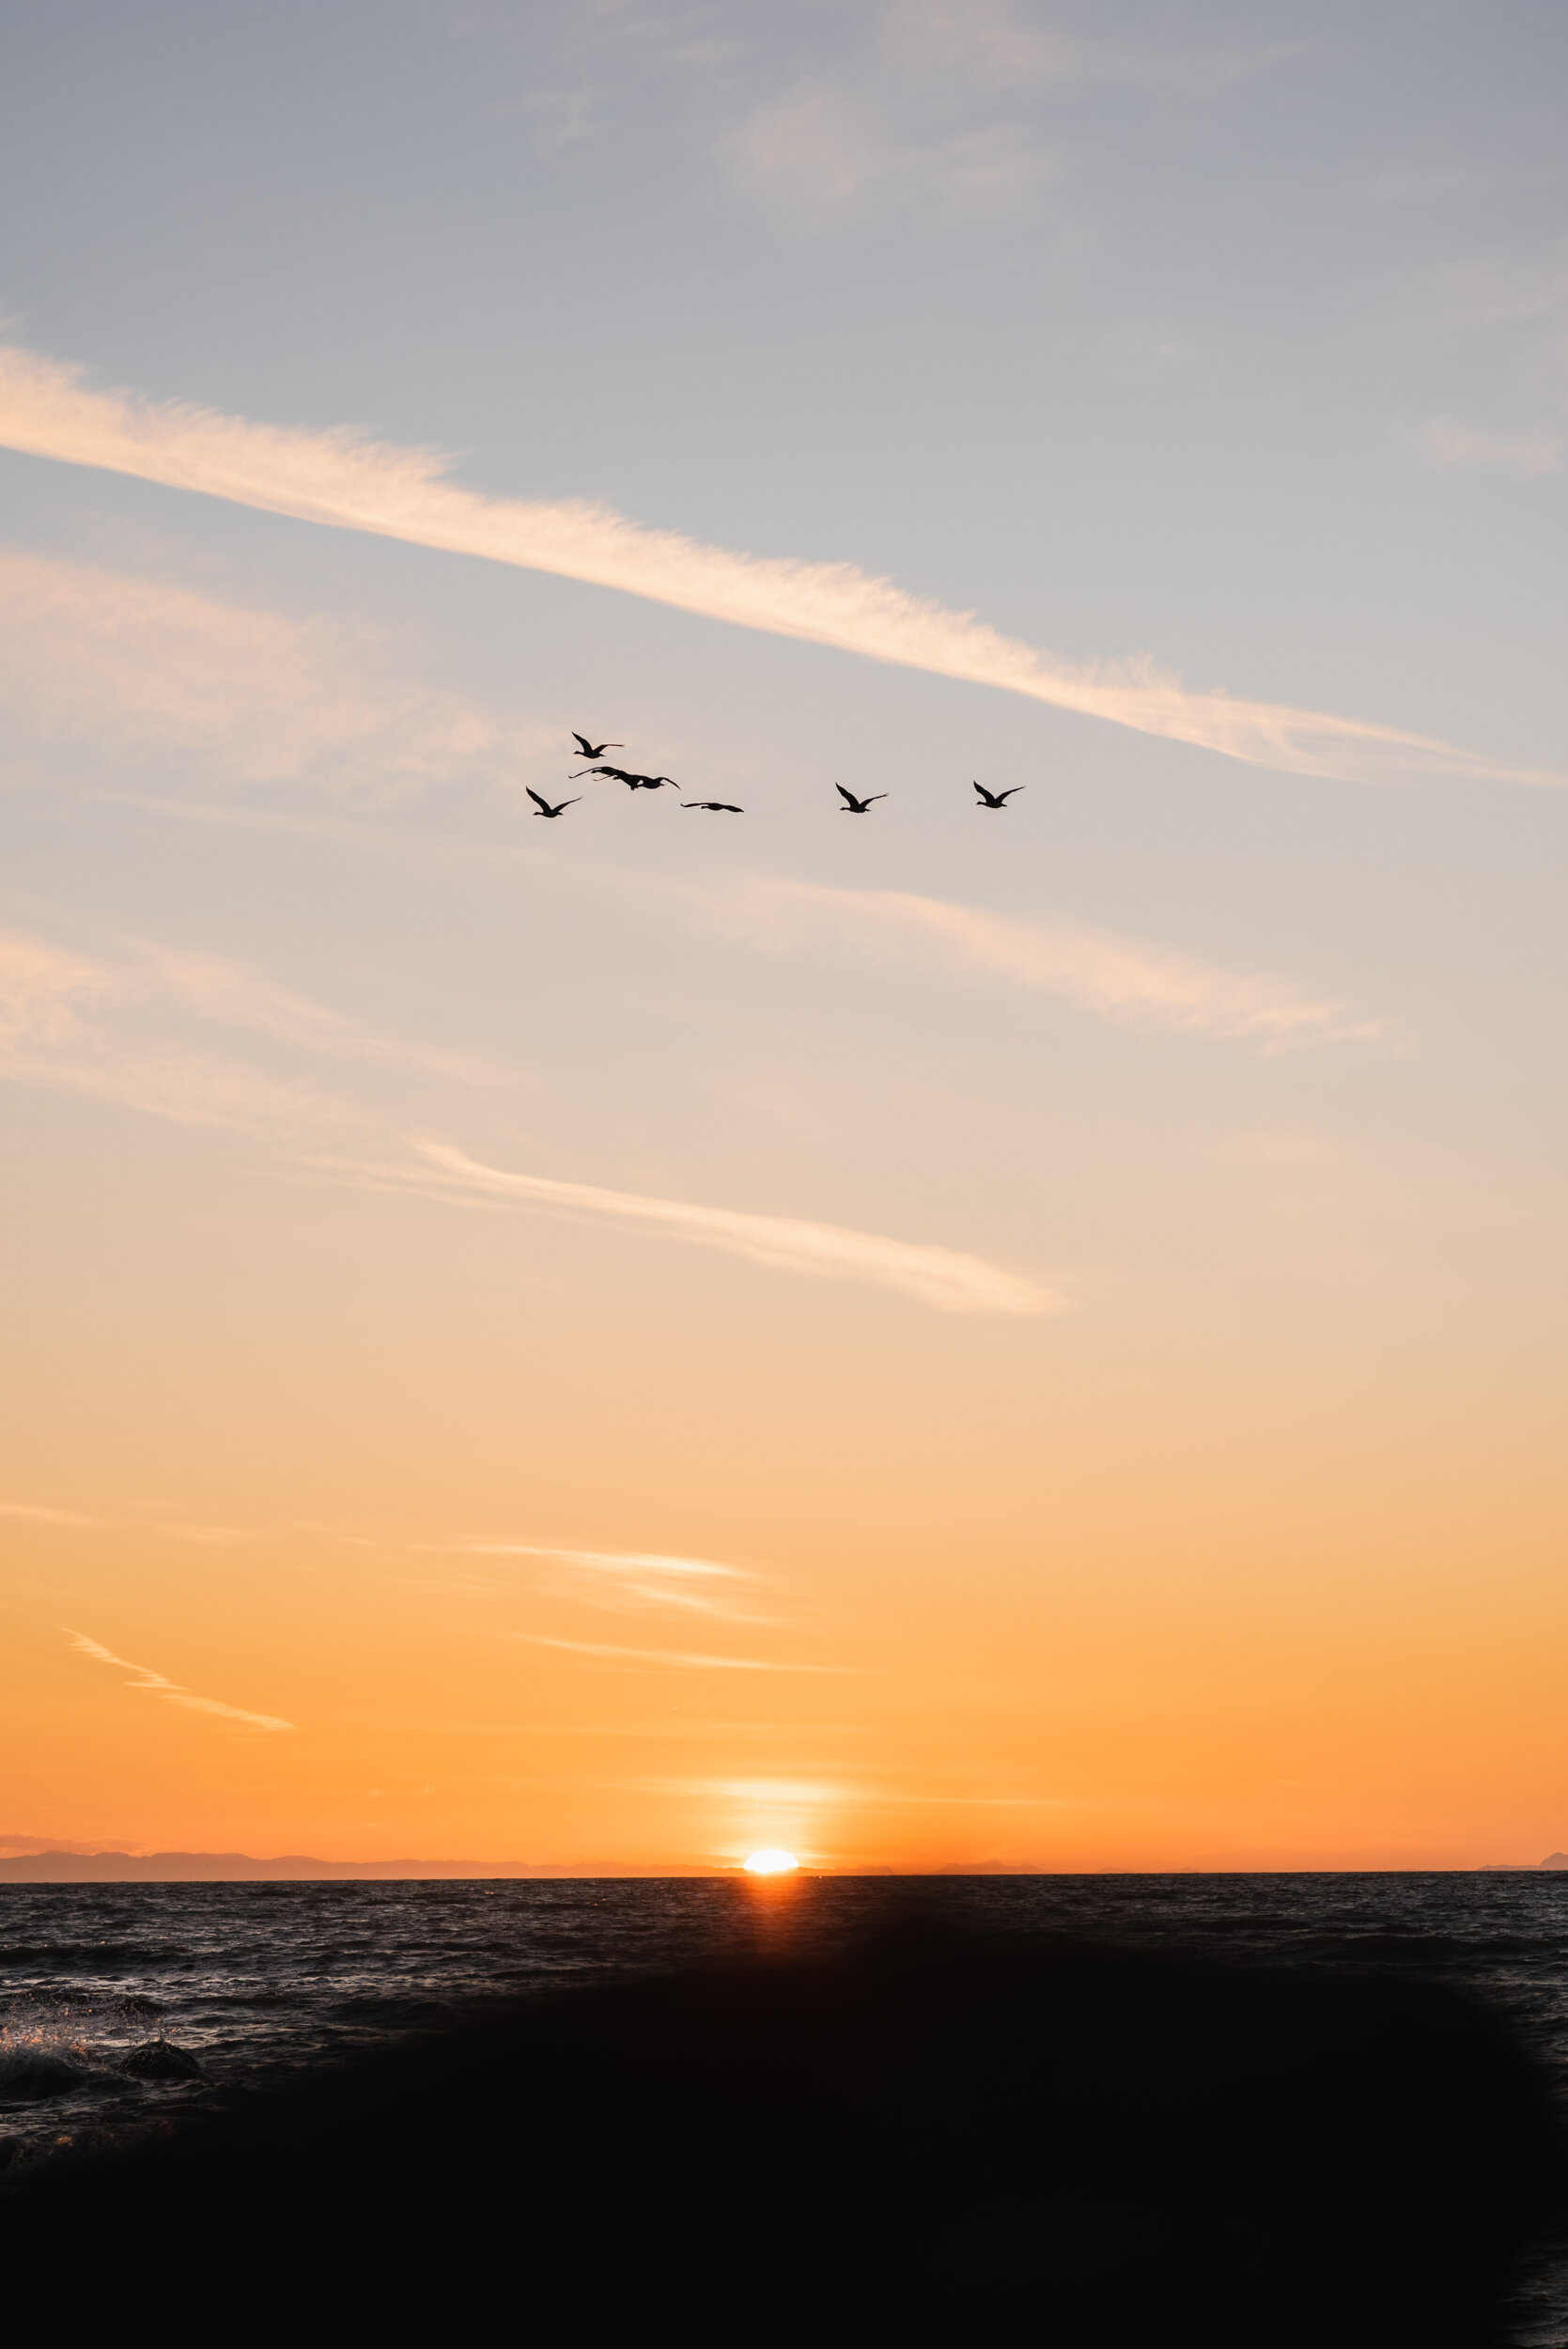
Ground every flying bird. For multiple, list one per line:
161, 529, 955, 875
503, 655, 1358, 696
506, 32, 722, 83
972, 782, 1025, 808
571, 734, 623, 759
683, 801, 743, 813
571, 765, 677, 790
528, 788, 579, 818
836, 784, 887, 814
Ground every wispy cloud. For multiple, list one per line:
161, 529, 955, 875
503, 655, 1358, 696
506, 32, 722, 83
523, 1635, 846, 1672
613, 1771, 1065, 1807
877, 1, 1301, 96
1, 342, 1552, 787
718, 5, 1295, 229
0, 549, 530, 801
680, 874, 1373, 1046
0, 1501, 107, 1527
0, 928, 357, 1132
451, 1542, 767, 1621
722, 82, 1050, 228
132, 942, 505, 1085
1416, 251, 1568, 476
159, 1525, 259, 1546
64, 1628, 294, 1732
0, 924, 504, 1133
346, 1139, 1060, 1316
1418, 418, 1564, 477
604, 1774, 849, 1802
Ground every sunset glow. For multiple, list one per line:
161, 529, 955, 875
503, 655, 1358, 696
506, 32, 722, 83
3, 7, 1567, 1883
743, 1851, 800, 1877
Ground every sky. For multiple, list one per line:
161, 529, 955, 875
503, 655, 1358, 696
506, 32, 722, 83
1, 0, 1565, 1873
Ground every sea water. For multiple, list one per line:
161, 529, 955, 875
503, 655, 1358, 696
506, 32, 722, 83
4, 1870, 1567, 2338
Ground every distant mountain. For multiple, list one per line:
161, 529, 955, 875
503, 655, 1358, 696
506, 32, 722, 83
0, 1850, 578, 1882
1541, 1853, 1568, 1869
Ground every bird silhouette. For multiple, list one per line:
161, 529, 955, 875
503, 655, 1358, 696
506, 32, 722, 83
571, 765, 677, 791
528, 788, 579, 819
571, 733, 623, 760
683, 801, 743, 813
972, 782, 1025, 808
836, 784, 887, 814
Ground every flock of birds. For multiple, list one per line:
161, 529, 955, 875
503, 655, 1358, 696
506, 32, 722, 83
522, 734, 1027, 820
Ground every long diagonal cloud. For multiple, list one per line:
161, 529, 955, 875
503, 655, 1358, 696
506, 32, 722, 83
0, 342, 1555, 789
349, 1140, 1060, 1315
64, 1628, 295, 1732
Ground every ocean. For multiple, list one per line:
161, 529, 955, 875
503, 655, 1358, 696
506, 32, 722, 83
4, 1869, 1567, 2339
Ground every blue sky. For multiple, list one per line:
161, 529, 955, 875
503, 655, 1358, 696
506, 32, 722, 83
5, 2, 1564, 728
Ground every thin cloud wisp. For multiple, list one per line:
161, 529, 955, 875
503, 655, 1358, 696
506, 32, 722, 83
688, 875, 1374, 1046
0, 1502, 108, 1526
0, 924, 504, 1136
0, 548, 517, 800
456, 1543, 768, 1622
392, 1140, 1060, 1316
1, 342, 1555, 789
64, 1629, 295, 1732
523, 1636, 848, 1672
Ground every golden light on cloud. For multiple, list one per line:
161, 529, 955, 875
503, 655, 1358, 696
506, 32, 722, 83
743, 1849, 800, 1875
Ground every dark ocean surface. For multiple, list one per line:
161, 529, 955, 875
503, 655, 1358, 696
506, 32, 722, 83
4, 1870, 1567, 2339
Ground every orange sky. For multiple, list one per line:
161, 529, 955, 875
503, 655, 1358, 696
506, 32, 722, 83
4, 6, 1568, 1874
5, 1081, 1566, 1870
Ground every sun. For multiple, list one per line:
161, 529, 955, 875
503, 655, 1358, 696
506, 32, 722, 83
743, 1848, 799, 1875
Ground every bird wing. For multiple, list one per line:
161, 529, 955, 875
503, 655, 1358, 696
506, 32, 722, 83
527, 787, 549, 811
559, 797, 580, 810
835, 784, 855, 805
1001, 786, 1025, 801
571, 734, 591, 754
867, 794, 887, 803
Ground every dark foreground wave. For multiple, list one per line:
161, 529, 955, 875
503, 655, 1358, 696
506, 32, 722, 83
5, 1899, 1565, 2347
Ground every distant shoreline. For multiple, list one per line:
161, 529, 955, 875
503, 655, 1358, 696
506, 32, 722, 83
0, 1853, 703, 1882
4, 1852, 1567, 1883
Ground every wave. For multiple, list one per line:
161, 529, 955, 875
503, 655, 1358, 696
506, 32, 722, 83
4, 1916, 1560, 2347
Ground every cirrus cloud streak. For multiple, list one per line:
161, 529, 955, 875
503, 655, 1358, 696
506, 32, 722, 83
64, 1629, 294, 1732
682, 873, 1372, 1045
380, 1139, 1061, 1316
1, 341, 1555, 789
0, 548, 519, 799
523, 1636, 849, 1672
